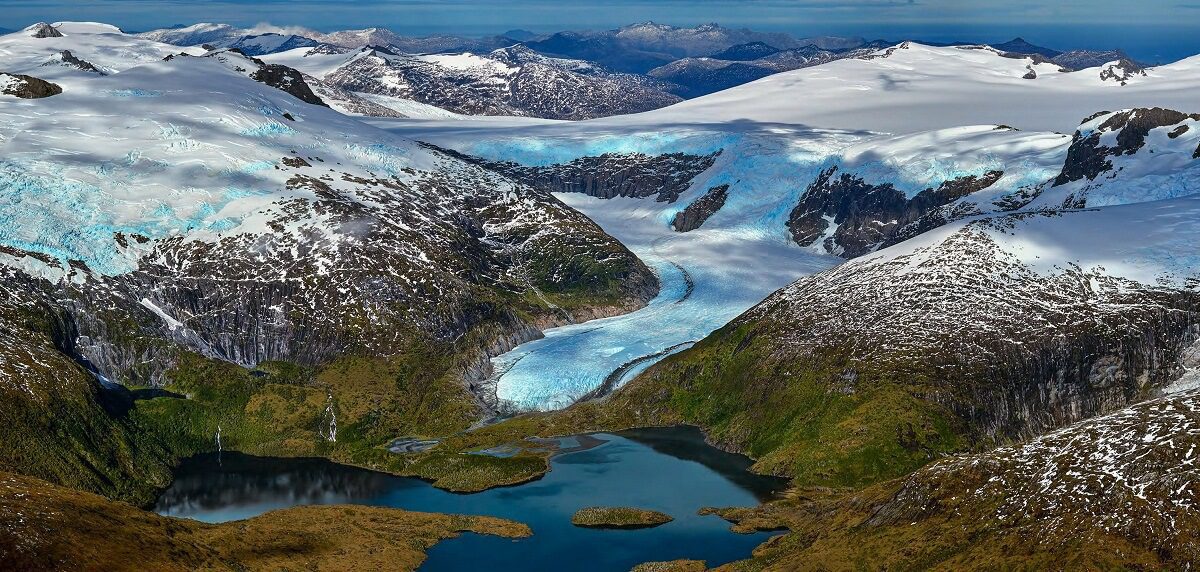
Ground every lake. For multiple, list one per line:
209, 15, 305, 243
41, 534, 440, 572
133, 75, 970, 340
155, 426, 786, 571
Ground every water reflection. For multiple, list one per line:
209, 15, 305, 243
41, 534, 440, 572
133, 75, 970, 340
154, 455, 399, 519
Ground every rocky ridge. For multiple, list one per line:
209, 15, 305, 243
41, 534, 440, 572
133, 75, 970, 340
671, 184, 729, 231
422, 143, 721, 203
317, 45, 682, 120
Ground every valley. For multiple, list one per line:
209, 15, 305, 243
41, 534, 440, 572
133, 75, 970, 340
1, 15, 1199, 572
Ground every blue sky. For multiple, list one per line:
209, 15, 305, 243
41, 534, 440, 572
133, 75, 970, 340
2, 0, 1197, 62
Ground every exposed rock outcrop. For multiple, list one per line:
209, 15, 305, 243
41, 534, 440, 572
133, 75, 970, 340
421, 143, 721, 203
787, 167, 1002, 257
1054, 107, 1200, 186
47, 50, 106, 75
1097, 58, 1147, 85
0, 73, 62, 98
672, 184, 729, 231
28, 23, 62, 38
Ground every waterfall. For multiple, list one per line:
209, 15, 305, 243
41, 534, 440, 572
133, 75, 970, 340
324, 393, 337, 442
215, 424, 222, 453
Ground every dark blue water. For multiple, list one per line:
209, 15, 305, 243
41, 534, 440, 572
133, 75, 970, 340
155, 426, 787, 571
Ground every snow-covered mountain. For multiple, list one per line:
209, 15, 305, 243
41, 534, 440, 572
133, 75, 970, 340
630, 42, 1200, 133
2, 22, 205, 86
4, 18, 1200, 569
0, 22, 659, 496
139, 22, 531, 55
263, 44, 681, 120
218, 33, 324, 56
137, 22, 245, 46
379, 39, 1200, 412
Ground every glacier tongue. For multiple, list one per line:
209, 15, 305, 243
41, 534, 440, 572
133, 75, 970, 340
493, 192, 837, 411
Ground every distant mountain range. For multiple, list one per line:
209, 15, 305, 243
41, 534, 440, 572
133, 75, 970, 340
272, 44, 681, 119
123, 21, 1160, 118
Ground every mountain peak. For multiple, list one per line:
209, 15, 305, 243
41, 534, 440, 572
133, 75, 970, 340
991, 36, 1062, 58
25, 22, 63, 38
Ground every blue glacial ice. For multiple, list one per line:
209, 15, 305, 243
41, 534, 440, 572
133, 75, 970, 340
477, 130, 846, 411
368, 120, 1072, 412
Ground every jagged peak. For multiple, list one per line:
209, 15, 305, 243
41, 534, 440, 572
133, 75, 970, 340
25, 22, 63, 38
1051, 107, 1200, 189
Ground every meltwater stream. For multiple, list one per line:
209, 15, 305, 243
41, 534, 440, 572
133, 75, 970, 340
156, 426, 788, 571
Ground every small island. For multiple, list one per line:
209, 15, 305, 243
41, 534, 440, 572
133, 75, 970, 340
632, 560, 707, 572
570, 506, 674, 529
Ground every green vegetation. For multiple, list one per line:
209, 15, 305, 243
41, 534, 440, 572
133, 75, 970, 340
571, 506, 674, 529
697, 480, 1176, 571
0, 470, 530, 572
630, 561, 707, 572
0, 326, 176, 506
633, 558, 705, 568
598, 322, 967, 488
127, 346, 542, 494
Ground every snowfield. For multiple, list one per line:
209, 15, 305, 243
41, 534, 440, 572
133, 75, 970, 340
0, 49, 434, 278
3, 22, 1199, 413
635, 42, 1200, 133
375, 39, 1200, 410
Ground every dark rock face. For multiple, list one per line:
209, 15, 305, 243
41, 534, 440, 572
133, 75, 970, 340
248, 63, 329, 107
29, 23, 63, 38
787, 167, 1003, 257
423, 143, 720, 203
1194, 141, 1200, 159
200, 50, 330, 108
0, 73, 63, 98
1097, 58, 1147, 85
1054, 108, 1200, 187
672, 184, 729, 231
50, 50, 106, 75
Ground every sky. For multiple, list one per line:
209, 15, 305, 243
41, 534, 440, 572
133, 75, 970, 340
1, 0, 1197, 62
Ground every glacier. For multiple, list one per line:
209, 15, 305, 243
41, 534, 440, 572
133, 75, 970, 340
458, 129, 855, 410
367, 117, 1088, 411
